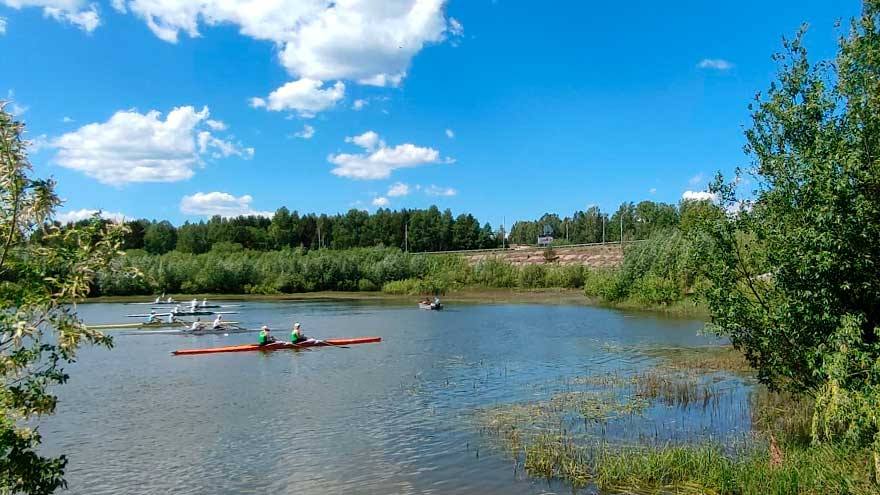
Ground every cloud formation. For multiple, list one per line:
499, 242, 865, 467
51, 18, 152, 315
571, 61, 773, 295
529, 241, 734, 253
180, 191, 273, 217
329, 131, 449, 180
55, 208, 126, 224
425, 184, 456, 196
52, 106, 252, 185
293, 124, 315, 139
698, 58, 734, 71
387, 182, 410, 197
0, 16, 6, 35
2, 0, 100, 31
113, 0, 460, 87
352, 99, 368, 111
372, 196, 389, 207
445, 128, 454, 138
251, 79, 344, 117
681, 190, 717, 201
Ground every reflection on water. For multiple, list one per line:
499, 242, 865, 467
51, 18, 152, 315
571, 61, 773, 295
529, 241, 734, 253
40, 300, 744, 494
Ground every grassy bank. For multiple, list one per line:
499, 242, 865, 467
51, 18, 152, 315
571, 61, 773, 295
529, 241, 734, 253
476, 345, 877, 494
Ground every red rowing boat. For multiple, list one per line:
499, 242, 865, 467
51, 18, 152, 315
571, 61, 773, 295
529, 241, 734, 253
171, 337, 381, 356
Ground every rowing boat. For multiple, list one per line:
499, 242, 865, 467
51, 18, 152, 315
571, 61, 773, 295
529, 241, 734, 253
418, 302, 443, 310
89, 321, 240, 330
150, 305, 240, 310
127, 311, 238, 317
172, 337, 382, 355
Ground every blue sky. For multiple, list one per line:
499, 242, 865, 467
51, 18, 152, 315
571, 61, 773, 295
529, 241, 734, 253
0, 0, 861, 225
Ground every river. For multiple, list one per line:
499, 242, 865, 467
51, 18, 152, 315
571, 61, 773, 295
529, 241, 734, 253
40, 300, 750, 494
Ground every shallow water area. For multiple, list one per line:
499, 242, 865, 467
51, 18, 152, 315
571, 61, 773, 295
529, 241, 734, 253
41, 300, 750, 494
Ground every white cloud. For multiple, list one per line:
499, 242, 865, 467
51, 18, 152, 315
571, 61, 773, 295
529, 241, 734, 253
448, 17, 463, 36
682, 190, 717, 202
352, 99, 368, 111
52, 105, 252, 185
688, 172, 705, 186
5, 90, 28, 116
114, 0, 458, 87
330, 131, 449, 180
251, 79, 344, 118
387, 182, 410, 197
649, 187, 657, 194
0, 16, 6, 35
425, 184, 456, 196
445, 128, 454, 139
293, 124, 315, 139
345, 130, 381, 151
197, 131, 254, 159
372, 196, 389, 207
205, 119, 226, 131
698, 58, 734, 71
180, 191, 273, 217
2, 1, 100, 32
61, 116, 74, 123
55, 208, 126, 224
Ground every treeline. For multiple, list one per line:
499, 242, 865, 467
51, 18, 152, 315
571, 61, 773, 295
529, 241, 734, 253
64, 199, 717, 256
508, 200, 715, 245
96, 206, 501, 254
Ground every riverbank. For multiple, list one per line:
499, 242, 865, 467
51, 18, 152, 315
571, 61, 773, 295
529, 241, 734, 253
477, 343, 877, 495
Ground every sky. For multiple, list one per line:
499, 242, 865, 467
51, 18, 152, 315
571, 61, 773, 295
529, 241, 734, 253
0, 0, 862, 226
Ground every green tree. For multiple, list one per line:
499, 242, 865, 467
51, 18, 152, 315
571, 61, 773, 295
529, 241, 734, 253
0, 103, 126, 493
143, 221, 177, 254
700, 1, 880, 452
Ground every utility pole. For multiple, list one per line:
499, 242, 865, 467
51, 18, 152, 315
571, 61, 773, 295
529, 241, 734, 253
565, 221, 569, 242
501, 216, 506, 249
620, 214, 623, 244
602, 216, 606, 244
404, 223, 408, 252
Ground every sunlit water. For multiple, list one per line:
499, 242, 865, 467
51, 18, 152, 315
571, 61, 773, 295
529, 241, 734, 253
39, 300, 750, 494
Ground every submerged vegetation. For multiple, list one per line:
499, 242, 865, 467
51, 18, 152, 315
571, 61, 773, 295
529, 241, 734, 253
478, 345, 878, 494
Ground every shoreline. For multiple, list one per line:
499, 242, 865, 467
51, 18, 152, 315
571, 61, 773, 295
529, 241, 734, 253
85, 289, 706, 319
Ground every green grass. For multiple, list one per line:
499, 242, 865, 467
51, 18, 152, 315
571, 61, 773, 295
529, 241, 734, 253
476, 347, 878, 494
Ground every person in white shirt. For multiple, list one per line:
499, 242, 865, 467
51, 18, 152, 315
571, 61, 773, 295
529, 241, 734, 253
201, 298, 208, 307
212, 315, 224, 329
189, 318, 204, 332
190, 298, 198, 311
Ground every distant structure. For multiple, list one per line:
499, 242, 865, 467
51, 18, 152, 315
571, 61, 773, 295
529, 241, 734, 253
537, 224, 554, 247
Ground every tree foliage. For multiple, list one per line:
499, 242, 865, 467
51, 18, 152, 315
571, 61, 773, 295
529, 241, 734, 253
700, 1, 880, 452
0, 103, 126, 493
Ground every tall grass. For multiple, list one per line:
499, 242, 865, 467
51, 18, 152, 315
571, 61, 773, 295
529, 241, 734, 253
96, 246, 592, 296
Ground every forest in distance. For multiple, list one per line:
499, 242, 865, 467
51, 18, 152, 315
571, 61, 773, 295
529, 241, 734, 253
57, 199, 717, 255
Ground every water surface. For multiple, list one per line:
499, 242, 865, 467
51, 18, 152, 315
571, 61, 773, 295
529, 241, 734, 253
41, 300, 743, 494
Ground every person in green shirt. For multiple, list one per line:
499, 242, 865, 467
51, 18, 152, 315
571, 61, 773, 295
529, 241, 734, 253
291, 322, 310, 344
258, 325, 277, 346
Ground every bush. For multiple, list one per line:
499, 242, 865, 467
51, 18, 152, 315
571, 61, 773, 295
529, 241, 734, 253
357, 278, 378, 292
630, 273, 681, 305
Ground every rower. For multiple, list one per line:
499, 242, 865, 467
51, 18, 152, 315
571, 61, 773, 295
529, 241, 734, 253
258, 325, 277, 346
166, 296, 174, 303
189, 298, 198, 311
154, 295, 161, 304
291, 322, 310, 344
433, 296, 441, 306
189, 318, 204, 332
146, 310, 159, 323
173, 305, 181, 315
212, 314, 224, 329
166, 312, 176, 324
201, 298, 208, 307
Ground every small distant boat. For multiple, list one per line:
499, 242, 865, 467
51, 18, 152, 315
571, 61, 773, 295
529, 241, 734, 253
418, 302, 443, 311
126, 310, 239, 318
88, 320, 239, 330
